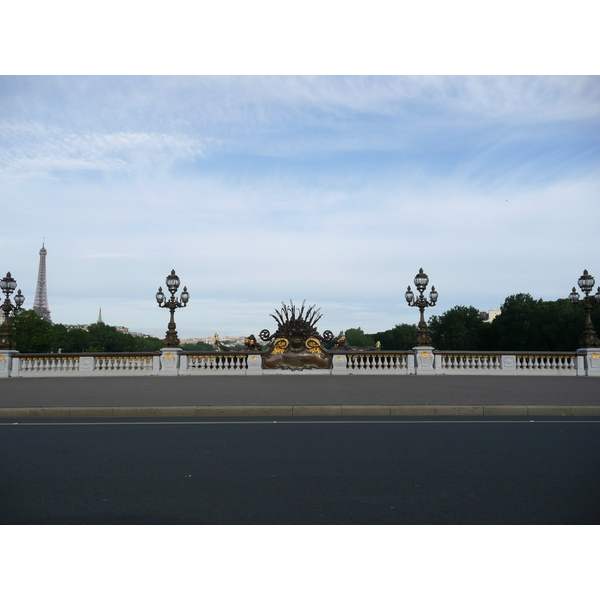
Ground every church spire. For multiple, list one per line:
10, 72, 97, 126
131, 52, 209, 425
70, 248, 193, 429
97, 308, 104, 324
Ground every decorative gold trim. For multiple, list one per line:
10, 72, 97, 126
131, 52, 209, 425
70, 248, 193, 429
251, 356, 258, 361
164, 353, 173, 359
337, 356, 343, 361
272, 338, 289, 354
592, 353, 600, 360
0, 355, 4, 361
305, 338, 321, 354
421, 352, 430, 358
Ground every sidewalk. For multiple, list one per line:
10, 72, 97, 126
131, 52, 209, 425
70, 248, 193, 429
1, 375, 599, 417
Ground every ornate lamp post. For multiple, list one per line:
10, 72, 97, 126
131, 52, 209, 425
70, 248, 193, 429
405, 268, 438, 346
569, 269, 600, 347
1, 272, 25, 350
155, 269, 189, 347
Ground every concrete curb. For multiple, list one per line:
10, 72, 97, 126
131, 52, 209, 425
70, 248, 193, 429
1, 405, 600, 418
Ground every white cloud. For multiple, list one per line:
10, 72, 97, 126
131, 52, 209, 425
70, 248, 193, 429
0, 121, 205, 179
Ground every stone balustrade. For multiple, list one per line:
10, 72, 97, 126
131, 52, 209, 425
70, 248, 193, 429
1, 347, 599, 377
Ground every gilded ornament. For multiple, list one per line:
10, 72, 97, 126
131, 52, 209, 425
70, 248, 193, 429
305, 338, 322, 354
421, 352, 430, 358
164, 353, 173, 359
592, 353, 600, 360
272, 338, 289, 354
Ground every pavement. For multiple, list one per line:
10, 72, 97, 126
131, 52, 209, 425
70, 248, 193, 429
1, 374, 599, 417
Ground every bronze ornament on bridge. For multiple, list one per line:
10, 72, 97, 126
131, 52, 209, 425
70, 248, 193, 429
259, 301, 334, 370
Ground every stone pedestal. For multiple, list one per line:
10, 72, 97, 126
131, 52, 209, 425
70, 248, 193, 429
0, 350, 18, 378
578, 348, 600, 377
332, 354, 347, 374
159, 348, 181, 376
247, 354, 263, 375
413, 347, 436, 374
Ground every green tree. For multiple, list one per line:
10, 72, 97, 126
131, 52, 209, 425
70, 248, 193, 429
86, 323, 130, 352
344, 328, 375, 348
372, 324, 418, 350
10, 310, 54, 352
181, 340, 216, 351
488, 294, 599, 351
428, 306, 491, 350
133, 336, 163, 351
64, 328, 91, 352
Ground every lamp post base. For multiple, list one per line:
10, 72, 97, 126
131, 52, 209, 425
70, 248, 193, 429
577, 347, 600, 377
413, 346, 436, 374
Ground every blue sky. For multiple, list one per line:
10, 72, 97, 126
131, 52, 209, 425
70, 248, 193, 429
2, 75, 599, 339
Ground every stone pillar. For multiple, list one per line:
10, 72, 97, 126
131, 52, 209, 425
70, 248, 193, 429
332, 354, 347, 374
413, 347, 436, 375
578, 348, 600, 377
159, 348, 181, 376
0, 350, 18, 378
247, 354, 263, 375
179, 354, 188, 373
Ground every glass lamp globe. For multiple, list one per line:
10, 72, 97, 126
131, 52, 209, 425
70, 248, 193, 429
429, 286, 438, 303
578, 270, 595, 295
180, 287, 190, 304
405, 286, 414, 304
1, 272, 16, 293
569, 287, 580, 303
414, 268, 429, 293
166, 269, 180, 293
14, 289, 25, 308
156, 287, 165, 304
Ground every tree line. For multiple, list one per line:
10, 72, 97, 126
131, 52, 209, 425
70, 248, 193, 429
9, 310, 163, 353
345, 294, 600, 352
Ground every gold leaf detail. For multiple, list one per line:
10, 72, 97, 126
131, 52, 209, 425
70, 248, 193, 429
272, 338, 289, 354
305, 338, 321, 354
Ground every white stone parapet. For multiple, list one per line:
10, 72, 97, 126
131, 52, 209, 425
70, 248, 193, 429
1, 348, 597, 377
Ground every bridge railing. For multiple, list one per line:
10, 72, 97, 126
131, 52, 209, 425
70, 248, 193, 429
434, 351, 580, 375
1, 348, 598, 377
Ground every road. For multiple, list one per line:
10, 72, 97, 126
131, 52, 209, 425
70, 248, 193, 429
1, 416, 599, 524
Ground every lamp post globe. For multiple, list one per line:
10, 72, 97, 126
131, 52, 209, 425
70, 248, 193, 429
1, 272, 25, 350
155, 270, 189, 348
569, 270, 600, 348
405, 268, 438, 346
0, 272, 16, 293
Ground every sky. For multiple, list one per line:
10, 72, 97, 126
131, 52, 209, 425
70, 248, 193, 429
1, 75, 599, 339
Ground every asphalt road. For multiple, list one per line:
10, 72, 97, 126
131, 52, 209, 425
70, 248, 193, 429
1, 416, 599, 524
1, 375, 599, 407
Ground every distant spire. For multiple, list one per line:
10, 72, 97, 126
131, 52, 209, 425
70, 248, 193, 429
33, 240, 51, 322
97, 308, 104, 324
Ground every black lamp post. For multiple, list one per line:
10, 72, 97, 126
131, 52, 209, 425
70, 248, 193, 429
1, 272, 25, 350
405, 268, 438, 346
155, 269, 189, 347
569, 269, 600, 347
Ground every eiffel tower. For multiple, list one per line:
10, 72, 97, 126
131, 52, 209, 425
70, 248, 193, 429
33, 242, 52, 322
